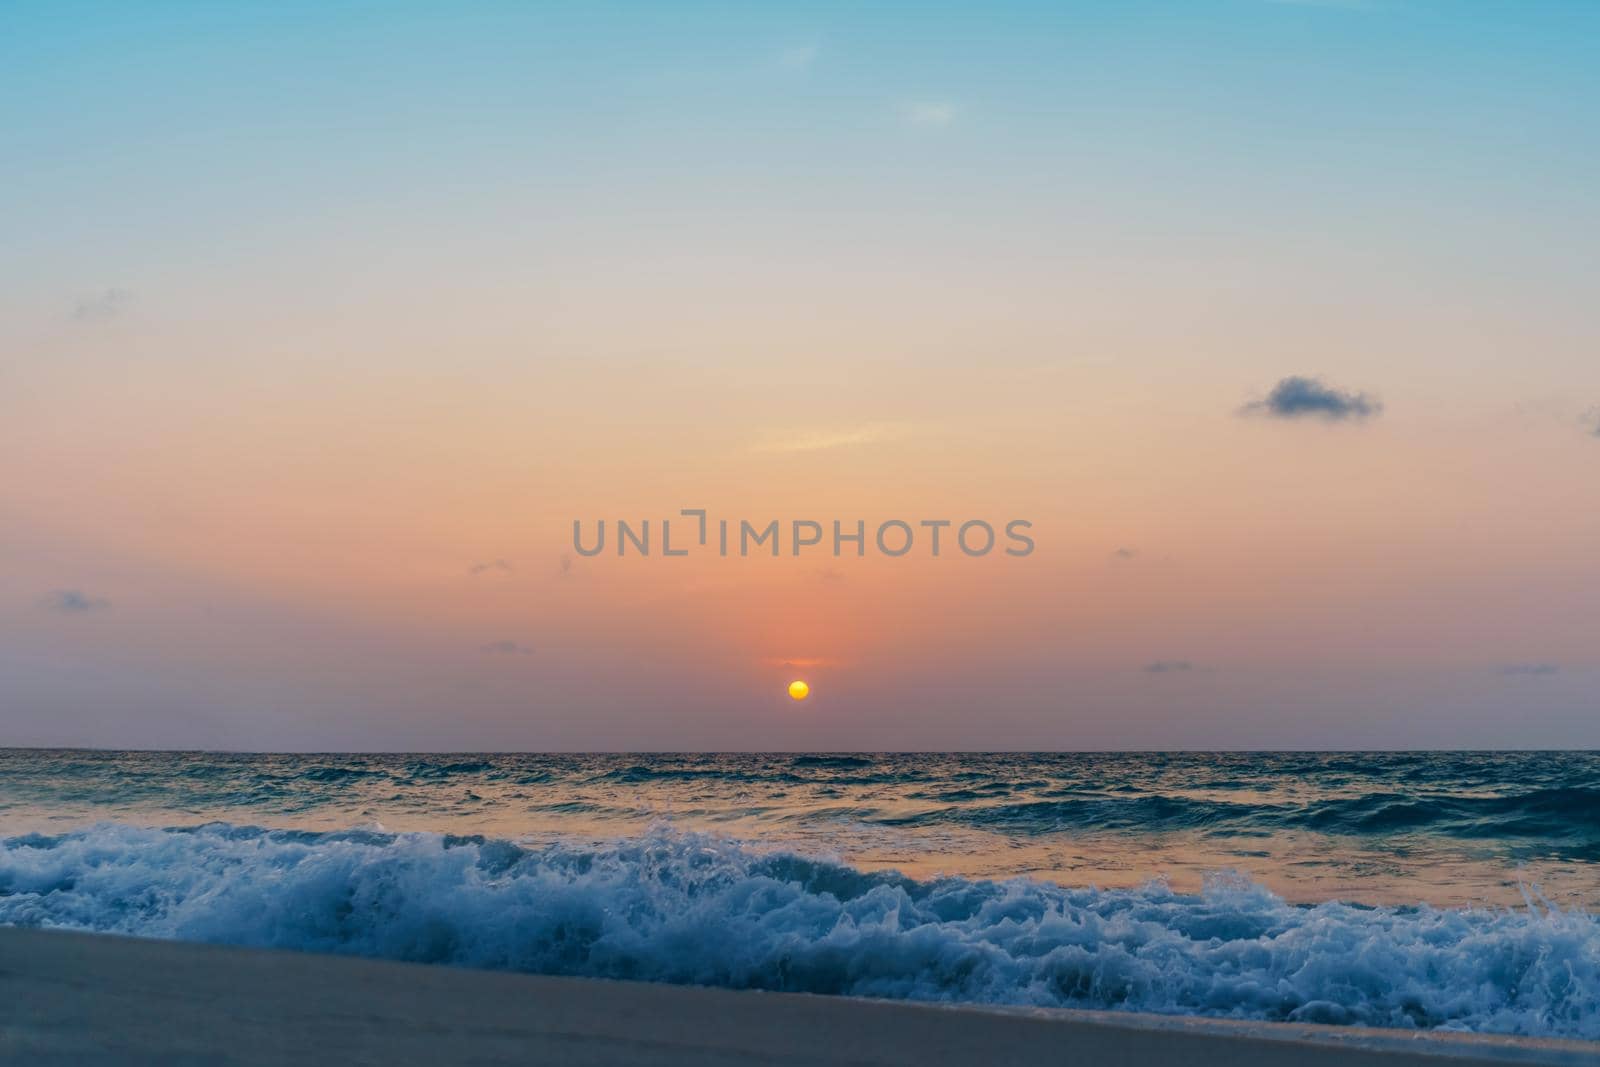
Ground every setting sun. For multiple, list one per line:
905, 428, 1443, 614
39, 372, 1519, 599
788, 680, 810, 701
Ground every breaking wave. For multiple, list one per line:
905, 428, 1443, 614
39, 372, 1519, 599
2, 822, 1597, 1039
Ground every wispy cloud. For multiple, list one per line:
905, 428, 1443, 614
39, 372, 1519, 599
71, 288, 134, 323
1113, 547, 1138, 560
777, 44, 818, 71
901, 101, 956, 128
763, 656, 834, 668
751, 423, 908, 454
1241, 376, 1382, 422
1498, 662, 1559, 677
468, 559, 514, 576
46, 589, 111, 613
1143, 660, 1194, 674
481, 641, 534, 656
1582, 407, 1600, 439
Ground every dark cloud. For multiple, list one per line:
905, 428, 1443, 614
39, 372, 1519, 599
1583, 408, 1600, 438
1143, 660, 1193, 674
1113, 547, 1138, 560
1498, 662, 1559, 677
1241, 376, 1381, 421
481, 641, 533, 656
47, 590, 111, 613
468, 559, 514, 576
71, 288, 134, 323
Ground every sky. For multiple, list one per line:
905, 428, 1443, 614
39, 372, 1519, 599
2, 0, 1598, 750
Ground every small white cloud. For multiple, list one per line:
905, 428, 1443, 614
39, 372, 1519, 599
902, 101, 956, 128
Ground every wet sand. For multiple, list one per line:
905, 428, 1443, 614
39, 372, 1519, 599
0, 927, 1593, 1066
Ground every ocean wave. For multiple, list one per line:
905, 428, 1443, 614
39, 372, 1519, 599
594, 764, 808, 786
789, 755, 876, 768
872, 787, 1600, 857
2, 823, 1597, 1039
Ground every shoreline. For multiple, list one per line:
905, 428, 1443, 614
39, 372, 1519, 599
1, 927, 1594, 1066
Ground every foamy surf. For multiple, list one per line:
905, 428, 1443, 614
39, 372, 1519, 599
2, 822, 1596, 1039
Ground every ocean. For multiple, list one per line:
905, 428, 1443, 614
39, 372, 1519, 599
2, 750, 1597, 1038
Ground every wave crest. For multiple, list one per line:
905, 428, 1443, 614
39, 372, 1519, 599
1, 823, 1596, 1038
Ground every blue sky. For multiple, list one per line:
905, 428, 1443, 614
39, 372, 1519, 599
2, 1, 1598, 749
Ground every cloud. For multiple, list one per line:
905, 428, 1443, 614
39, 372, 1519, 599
764, 656, 833, 668
751, 423, 908, 454
46, 589, 111, 613
1113, 547, 1138, 560
1582, 407, 1600, 438
777, 44, 818, 71
902, 101, 956, 127
480, 641, 533, 656
1143, 660, 1194, 674
1241, 376, 1382, 421
1498, 662, 1559, 676
71, 288, 134, 323
468, 559, 514, 576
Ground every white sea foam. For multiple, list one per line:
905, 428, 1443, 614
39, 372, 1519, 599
1, 823, 1596, 1038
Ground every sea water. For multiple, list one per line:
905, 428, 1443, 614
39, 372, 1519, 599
1, 750, 1597, 1038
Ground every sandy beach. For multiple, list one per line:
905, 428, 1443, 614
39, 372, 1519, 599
1, 927, 1593, 1067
